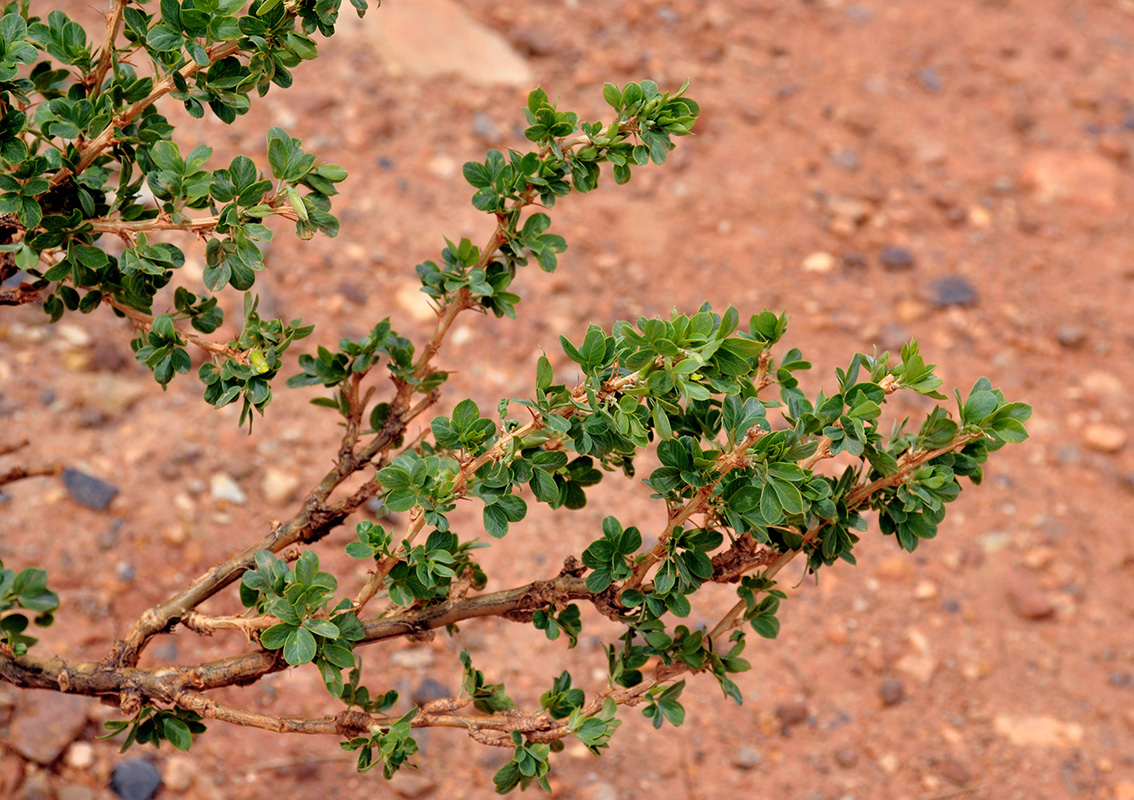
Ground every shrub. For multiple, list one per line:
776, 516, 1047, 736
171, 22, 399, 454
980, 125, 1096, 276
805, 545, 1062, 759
0, 1, 1030, 792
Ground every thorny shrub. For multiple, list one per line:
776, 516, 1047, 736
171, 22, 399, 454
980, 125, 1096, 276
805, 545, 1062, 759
0, 1, 1030, 793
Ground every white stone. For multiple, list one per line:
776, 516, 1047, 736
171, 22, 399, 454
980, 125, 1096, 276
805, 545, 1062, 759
64, 741, 94, 769
260, 468, 301, 506
801, 251, 836, 273
210, 472, 247, 505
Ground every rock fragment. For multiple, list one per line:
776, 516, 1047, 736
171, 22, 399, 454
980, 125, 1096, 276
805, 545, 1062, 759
1007, 572, 1055, 620
8, 691, 90, 765
109, 759, 162, 800
879, 677, 905, 706
1082, 424, 1126, 454
62, 468, 119, 511
880, 246, 915, 270
993, 714, 1083, 747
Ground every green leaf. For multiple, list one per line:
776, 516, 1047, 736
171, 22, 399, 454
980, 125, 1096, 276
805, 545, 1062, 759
163, 716, 193, 751
602, 82, 623, 109
259, 623, 293, 650
303, 618, 340, 638
284, 626, 317, 665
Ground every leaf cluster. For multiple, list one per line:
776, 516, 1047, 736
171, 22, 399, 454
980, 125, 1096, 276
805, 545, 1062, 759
0, 559, 57, 655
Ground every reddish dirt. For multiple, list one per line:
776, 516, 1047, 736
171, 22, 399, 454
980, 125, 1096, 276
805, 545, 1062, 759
2, 1, 1134, 799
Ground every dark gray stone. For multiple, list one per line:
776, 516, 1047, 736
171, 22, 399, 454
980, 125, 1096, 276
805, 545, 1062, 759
917, 66, 944, 92
109, 759, 162, 800
879, 677, 905, 706
928, 275, 978, 307
61, 468, 119, 511
879, 246, 915, 270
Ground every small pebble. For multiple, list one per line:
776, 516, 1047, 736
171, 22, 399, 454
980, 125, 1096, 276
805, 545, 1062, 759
260, 468, 301, 506
841, 251, 868, 269
917, 66, 944, 92
65, 742, 94, 770
879, 246, 915, 270
162, 756, 196, 792
938, 757, 974, 786
834, 748, 859, 768
1110, 671, 1133, 689
1082, 423, 1126, 454
879, 677, 905, 706
109, 759, 162, 800
62, 468, 119, 511
775, 701, 809, 728
1007, 572, 1055, 620
1056, 326, 1086, 348
802, 251, 836, 273
829, 148, 861, 171
928, 276, 977, 307
731, 746, 763, 770
209, 472, 247, 505
914, 580, 938, 600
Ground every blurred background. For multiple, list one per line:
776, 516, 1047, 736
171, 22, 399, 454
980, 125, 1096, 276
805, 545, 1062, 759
2, 1, 1133, 798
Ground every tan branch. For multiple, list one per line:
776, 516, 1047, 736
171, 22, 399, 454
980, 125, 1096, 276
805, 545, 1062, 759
55, 40, 243, 186
88, 0, 129, 95
623, 425, 766, 592
87, 204, 301, 236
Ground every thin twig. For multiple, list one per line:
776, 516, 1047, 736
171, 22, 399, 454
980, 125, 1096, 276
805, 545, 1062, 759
88, 0, 129, 96
623, 425, 766, 592
0, 462, 63, 488
106, 296, 241, 359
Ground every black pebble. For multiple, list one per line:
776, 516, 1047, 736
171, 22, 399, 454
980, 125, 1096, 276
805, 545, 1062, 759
879, 677, 906, 706
879, 246, 915, 270
62, 468, 119, 511
929, 276, 978, 307
109, 759, 162, 800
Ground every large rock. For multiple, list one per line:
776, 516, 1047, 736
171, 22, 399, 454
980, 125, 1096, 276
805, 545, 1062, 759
360, 0, 532, 87
7, 691, 90, 765
1019, 150, 1121, 214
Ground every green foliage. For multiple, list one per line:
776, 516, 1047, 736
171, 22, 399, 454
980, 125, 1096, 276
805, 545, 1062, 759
642, 679, 686, 729
493, 730, 553, 795
0, 1, 353, 416
100, 706, 206, 753
340, 709, 419, 778
0, 559, 58, 655
240, 550, 364, 695
582, 516, 642, 593
460, 651, 515, 714
0, 1, 1033, 793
